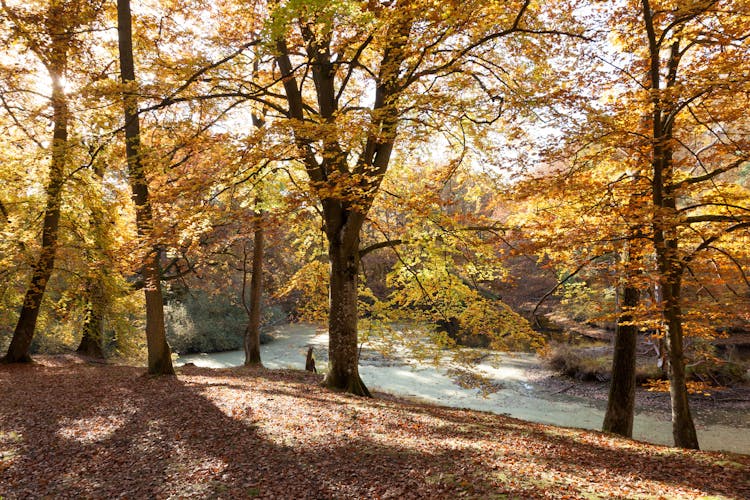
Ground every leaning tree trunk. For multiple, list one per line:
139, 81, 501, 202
324, 209, 371, 397
602, 282, 639, 437
117, 0, 174, 375
244, 210, 264, 366
2, 66, 68, 364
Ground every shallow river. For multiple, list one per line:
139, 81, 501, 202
178, 324, 750, 455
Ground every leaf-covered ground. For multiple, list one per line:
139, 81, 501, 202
1, 356, 748, 499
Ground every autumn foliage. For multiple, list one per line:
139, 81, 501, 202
0, 0, 749, 458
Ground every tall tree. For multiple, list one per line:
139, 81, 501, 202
636, 0, 749, 449
263, 0, 580, 395
524, 0, 750, 448
0, 0, 96, 362
76, 161, 111, 359
117, 0, 174, 375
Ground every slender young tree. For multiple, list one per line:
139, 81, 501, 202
117, 0, 174, 375
243, 204, 264, 366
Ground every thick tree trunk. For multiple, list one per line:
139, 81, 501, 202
2, 66, 68, 364
662, 277, 699, 449
77, 278, 106, 359
244, 212, 264, 366
324, 219, 371, 397
272, 13, 411, 397
143, 253, 173, 375
118, 0, 174, 375
602, 283, 639, 437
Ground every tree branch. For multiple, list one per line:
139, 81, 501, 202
683, 214, 749, 224
359, 239, 403, 258
684, 221, 750, 267
531, 254, 604, 320
671, 158, 747, 192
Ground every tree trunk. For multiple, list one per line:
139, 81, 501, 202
602, 282, 639, 437
77, 278, 106, 358
117, 0, 174, 375
662, 276, 699, 449
0, 200, 7, 225
77, 158, 109, 359
244, 210, 264, 366
2, 65, 68, 364
305, 346, 317, 373
324, 217, 371, 397
641, 0, 698, 450
142, 254, 173, 375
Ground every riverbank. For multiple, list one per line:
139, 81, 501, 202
178, 323, 750, 455
1, 356, 749, 499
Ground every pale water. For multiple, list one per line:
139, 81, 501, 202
178, 324, 750, 455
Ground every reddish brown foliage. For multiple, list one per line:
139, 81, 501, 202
1, 356, 748, 499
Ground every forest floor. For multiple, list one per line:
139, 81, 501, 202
1, 356, 749, 499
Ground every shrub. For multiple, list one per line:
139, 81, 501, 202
544, 342, 662, 383
687, 358, 748, 386
165, 291, 249, 354
544, 343, 610, 382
